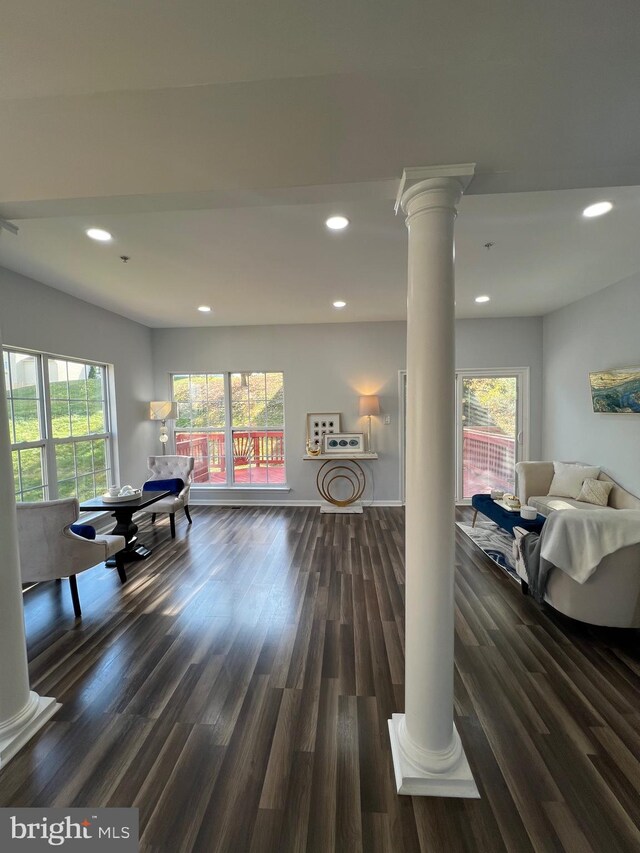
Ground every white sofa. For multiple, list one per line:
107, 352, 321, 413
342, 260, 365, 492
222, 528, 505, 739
513, 462, 640, 628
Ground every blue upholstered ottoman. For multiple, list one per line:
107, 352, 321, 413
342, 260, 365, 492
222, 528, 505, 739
470, 494, 545, 536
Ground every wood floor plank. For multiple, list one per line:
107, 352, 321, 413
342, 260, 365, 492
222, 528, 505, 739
259, 687, 303, 810
0, 505, 636, 852
335, 694, 363, 853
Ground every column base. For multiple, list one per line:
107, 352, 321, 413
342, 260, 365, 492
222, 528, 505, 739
320, 501, 363, 514
388, 713, 480, 798
0, 692, 60, 769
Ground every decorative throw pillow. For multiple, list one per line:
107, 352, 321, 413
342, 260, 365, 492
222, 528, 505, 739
548, 462, 601, 499
577, 477, 613, 506
143, 478, 184, 495
69, 523, 96, 540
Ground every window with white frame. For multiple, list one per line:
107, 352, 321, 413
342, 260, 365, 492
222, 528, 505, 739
4, 348, 113, 502
172, 371, 285, 486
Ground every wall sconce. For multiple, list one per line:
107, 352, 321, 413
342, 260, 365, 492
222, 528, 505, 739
149, 401, 177, 453
359, 395, 380, 452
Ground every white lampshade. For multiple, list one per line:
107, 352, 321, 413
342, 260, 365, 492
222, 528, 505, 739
149, 400, 176, 421
359, 395, 380, 417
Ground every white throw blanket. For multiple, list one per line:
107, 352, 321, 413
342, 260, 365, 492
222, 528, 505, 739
540, 508, 640, 583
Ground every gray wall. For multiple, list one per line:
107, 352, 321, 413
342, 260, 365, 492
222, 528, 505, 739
543, 273, 640, 494
152, 316, 543, 503
0, 266, 154, 487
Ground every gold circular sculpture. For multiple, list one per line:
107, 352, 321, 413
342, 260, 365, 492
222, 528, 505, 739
316, 460, 366, 507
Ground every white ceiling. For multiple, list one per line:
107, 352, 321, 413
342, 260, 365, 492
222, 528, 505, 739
1, 1, 640, 326
2, 186, 639, 326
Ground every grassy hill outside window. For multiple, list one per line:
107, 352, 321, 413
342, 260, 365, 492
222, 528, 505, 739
4, 348, 112, 502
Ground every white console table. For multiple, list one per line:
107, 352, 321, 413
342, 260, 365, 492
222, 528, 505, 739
303, 453, 378, 513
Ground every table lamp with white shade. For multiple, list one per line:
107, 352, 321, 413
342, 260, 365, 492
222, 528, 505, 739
359, 395, 380, 452
149, 401, 177, 453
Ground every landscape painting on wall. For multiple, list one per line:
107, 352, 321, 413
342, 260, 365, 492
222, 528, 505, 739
589, 368, 640, 413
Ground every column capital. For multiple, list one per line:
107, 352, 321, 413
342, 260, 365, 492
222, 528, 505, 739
395, 164, 475, 217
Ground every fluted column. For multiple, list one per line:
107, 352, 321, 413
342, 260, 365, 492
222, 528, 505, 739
388, 166, 479, 797
0, 333, 59, 767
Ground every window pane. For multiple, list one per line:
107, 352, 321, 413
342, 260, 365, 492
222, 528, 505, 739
68, 362, 87, 399
12, 451, 20, 495
92, 439, 107, 470
19, 448, 44, 493
175, 402, 192, 428
58, 479, 77, 498
88, 400, 105, 433
232, 400, 250, 427
172, 375, 190, 402
205, 400, 226, 428
6, 351, 43, 446
175, 434, 192, 456
51, 400, 71, 438
190, 375, 207, 402
233, 430, 285, 485
231, 373, 250, 403
249, 400, 267, 428
21, 488, 46, 502
75, 440, 94, 475
10, 352, 38, 398
248, 372, 266, 398
205, 375, 225, 428
191, 401, 207, 427
12, 400, 39, 443
206, 374, 225, 400
76, 473, 95, 502
265, 431, 286, 483
87, 365, 105, 400
55, 443, 75, 480
175, 431, 225, 484
232, 431, 254, 484
207, 434, 226, 483
48, 360, 69, 398
3, 350, 9, 398
7, 400, 15, 444
95, 469, 107, 494
70, 400, 89, 436
266, 373, 284, 426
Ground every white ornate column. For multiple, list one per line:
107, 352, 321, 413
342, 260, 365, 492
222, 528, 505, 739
388, 165, 479, 797
0, 333, 59, 767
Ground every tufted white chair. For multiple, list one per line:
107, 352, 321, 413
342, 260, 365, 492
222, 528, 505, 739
145, 455, 195, 538
16, 498, 127, 618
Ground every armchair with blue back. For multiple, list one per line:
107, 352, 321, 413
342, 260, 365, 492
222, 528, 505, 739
143, 455, 195, 538
16, 497, 127, 618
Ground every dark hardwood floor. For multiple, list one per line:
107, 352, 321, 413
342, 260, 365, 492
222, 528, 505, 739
1, 505, 639, 852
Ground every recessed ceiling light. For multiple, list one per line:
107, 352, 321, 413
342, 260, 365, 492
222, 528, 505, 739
333, 300, 347, 308
326, 216, 349, 231
475, 295, 490, 303
197, 305, 212, 313
85, 227, 113, 242
582, 201, 613, 218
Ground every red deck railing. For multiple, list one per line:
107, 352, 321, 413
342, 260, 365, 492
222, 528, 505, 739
176, 430, 285, 484
462, 428, 515, 497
